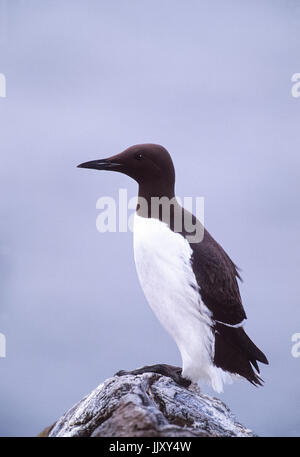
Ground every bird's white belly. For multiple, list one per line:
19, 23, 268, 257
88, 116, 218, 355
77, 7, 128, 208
133, 214, 230, 391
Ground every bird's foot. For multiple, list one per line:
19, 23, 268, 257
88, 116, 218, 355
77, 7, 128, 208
115, 363, 191, 388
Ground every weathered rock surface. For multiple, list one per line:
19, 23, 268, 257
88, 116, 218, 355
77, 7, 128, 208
45, 372, 254, 437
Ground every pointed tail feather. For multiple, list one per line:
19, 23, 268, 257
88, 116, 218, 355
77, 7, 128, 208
214, 323, 268, 387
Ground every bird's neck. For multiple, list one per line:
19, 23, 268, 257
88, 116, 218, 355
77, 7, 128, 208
137, 182, 176, 219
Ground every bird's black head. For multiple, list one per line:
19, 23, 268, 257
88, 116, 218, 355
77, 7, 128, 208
77, 143, 175, 198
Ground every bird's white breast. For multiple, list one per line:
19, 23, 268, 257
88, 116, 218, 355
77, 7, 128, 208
133, 214, 230, 392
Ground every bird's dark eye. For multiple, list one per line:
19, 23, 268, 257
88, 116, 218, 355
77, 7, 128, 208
136, 153, 143, 160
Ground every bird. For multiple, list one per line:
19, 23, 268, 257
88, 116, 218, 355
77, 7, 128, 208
78, 143, 268, 393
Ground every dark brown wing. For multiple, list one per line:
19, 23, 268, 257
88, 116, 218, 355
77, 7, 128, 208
189, 228, 268, 383
190, 228, 246, 326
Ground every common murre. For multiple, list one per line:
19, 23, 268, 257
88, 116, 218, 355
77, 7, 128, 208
78, 143, 268, 392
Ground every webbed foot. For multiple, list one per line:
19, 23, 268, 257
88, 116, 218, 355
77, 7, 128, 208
115, 363, 191, 388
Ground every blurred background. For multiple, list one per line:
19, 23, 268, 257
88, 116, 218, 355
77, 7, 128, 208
0, 0, 299, 437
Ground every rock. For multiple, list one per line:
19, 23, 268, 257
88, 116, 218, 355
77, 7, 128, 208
45, 371, 254, 437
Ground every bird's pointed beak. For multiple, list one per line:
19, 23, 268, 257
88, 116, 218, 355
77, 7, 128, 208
77, 157, 122, 171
